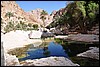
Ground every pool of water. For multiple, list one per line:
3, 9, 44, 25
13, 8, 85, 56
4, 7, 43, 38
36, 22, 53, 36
8, 38, 99, 66
19, 42, 68, 61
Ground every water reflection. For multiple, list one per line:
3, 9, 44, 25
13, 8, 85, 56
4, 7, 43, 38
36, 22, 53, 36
19, 42, 68, 61
43, 47, 50, 57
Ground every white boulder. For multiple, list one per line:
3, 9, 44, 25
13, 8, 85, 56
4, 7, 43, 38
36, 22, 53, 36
20, 57, 80, 66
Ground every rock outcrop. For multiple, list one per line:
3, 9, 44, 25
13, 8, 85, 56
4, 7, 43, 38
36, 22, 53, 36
77, 47, 99, 60
1, 41, 20, 66
3, 55, 80, 66
20, 57, 80, 66
50, 7, 67, 20
1, 1, 32, 24
1, 1, 54, 29
66, 34, 99, 43
5, 53, 20, 66
28, 8, 54, 26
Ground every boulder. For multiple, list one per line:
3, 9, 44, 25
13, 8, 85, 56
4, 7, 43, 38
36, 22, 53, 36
1, 41, 20, 66
41, 32, 54, 38
67, 34, 99, 43
20, 57, 80, 66
5, 53, 20, 66
28, 30, 42, 39
77, 47, 99, 60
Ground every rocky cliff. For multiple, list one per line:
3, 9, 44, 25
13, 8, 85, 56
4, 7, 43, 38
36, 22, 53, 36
1, 1, 54, 28
53, 7, 67, 19
28, 8, 54, 26
1, 1, 32, 24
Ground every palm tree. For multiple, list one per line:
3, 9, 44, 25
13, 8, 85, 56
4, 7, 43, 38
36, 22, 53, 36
5, 12, 14, 19
75, 1, 99, 33
64, 1, 87, 33
28, 23, 32, 28
40, 10, 48, 31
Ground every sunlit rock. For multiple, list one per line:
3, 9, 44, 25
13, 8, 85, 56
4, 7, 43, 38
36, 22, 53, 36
20, 57, 80, 66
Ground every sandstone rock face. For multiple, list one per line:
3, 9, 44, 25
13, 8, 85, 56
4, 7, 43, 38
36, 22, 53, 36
28, 8, 54, 26
1, 1, 68, 32
1, 1, 54, 29
51, 10, 57, 16
53, 7, 67, 19
1, 1, 30, 24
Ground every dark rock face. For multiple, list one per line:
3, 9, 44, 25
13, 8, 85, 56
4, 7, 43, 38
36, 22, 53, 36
41, 32, 54, 38
53, 8, 67, 18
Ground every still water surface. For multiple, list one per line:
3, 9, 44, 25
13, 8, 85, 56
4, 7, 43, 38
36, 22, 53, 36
19, 42, 68, 61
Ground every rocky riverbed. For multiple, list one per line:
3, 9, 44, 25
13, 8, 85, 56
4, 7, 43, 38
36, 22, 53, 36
1, 31, 99, 66
1, 30, 80, 66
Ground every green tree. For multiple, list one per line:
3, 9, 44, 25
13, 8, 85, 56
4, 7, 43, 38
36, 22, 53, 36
64, 1, 99, 33
22, 23, 27, 31
5, 12, 14, 19
50, 1, 99, 34
3, 21, 14, 33
15, 23, 21, 30
4, 25, 10, 33
76, 1, 99, 33
32, 24, 38, 30
87, 2, 99, 28
28, 23, 32, 27
40, 10, 48, 31
19, 21, 25, 30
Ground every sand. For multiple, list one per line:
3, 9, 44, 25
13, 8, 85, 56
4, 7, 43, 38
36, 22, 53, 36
1, 30, 42, 52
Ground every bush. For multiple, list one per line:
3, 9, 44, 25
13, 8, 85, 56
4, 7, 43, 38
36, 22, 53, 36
32, 24, 38, 30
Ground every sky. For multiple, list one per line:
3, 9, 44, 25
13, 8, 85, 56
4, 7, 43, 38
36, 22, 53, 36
16, 1, 67, 14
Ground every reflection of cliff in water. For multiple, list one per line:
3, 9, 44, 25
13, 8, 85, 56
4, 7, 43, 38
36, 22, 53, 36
18, 42, 68, 61
43, 47, 50, 57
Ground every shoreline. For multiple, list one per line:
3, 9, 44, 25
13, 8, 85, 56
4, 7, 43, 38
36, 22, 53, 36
1, 30, 42, 52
